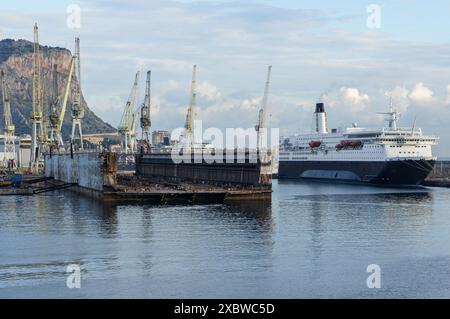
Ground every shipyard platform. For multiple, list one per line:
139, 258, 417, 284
42, 151, 272, 204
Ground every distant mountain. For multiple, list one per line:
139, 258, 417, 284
0, 38, 116, 138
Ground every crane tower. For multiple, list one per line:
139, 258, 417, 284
255, 65, 272, 151
183, 65, 197, 149
118, 71, 140, 154
30, 23, 43, 173
140, 71, 151, 143
71, 37, 84, 150
49, 59, 75, 150
1, 70, 16, 169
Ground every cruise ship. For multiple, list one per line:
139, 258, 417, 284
278, 103, 438, 185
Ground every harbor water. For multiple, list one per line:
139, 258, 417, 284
1, 180, 450, 298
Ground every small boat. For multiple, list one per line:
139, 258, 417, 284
309, 140, 322, 148
0, 173, 23, 188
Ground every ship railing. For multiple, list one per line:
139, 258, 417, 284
381, 127, 427, 136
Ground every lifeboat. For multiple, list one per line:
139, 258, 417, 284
309, 140, 322, 148
348, 140, 362, 147
336, 140, 363, 150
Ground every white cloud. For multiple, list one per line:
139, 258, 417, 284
385, 86, 409, 113
340, 87, 369, 105
408, 82, 434, 103
319, 87, 370, 115
2, 1, 450, 154
197, 81, 222, 100
240, 97, 261, 110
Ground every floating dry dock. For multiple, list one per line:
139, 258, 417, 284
422, 158, 450, 187
44, 151, 272, 204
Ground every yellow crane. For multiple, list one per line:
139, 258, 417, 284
1, 70, 16, 169
49, 64, 60, 146
183, 64, 197, 149
255, 66, 272, 151
118, 71, 140, 154
71, 37, 84, 150
30, 22, 43, 173
49, 58, 75, 150
140, 70, 151, 143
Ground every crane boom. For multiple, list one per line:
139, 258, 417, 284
30, 22, 43, 173
31, 23, 42, 121
184, 65, 197, 134
119, 71, 140, 132
140, 70, 151, 141
58, 57, 75, 132
72, 37, 84, 119
49, 64, 60, 130
1, 70, 13, 133
1, 70, 16, 168
119, 71, 140, 153
256, 66, 272, 150
70, 37, 84, 150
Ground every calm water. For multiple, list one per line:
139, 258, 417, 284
1, 180, 450, 298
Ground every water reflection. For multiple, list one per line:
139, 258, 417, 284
224, 199, 274, 230
1, 181, 449, 297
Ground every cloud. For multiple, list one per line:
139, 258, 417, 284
2, 0, 450, 154
197, 81, 222, 100
408, 83, 434, 103
340, 87, 369, 106
318, 87, 370, 116
385, 86, 409, 113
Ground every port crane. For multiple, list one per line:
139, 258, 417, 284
49, 64, 60, 147
1, 70, 16, 169
30, 22, 44, 173
255, 65, 272, 151
118, 71, 140, 154
49, 59, 75, 150
140, 71, 151, 143
71, 37, 84, 150
183, 64, 197, 149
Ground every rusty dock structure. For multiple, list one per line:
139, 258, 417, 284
423, 157, 450, 187
43, 150, 272, 204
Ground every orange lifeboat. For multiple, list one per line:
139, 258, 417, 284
337, 140, 362, 149
309, 140, 322, 148
348, 140, 362, 147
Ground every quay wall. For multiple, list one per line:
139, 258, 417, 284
44, 153, 105, 191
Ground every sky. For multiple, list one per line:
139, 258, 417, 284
0, 0, 450, 155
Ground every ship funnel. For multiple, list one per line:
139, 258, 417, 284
315, 102, 325, 113
314, 102, 328, 134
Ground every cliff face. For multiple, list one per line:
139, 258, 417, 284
0, 39, 115, 137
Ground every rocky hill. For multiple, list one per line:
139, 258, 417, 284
0, 38, 116, 138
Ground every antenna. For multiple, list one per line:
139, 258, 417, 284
378, 97, 400, 130
411, 116, 417, 135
